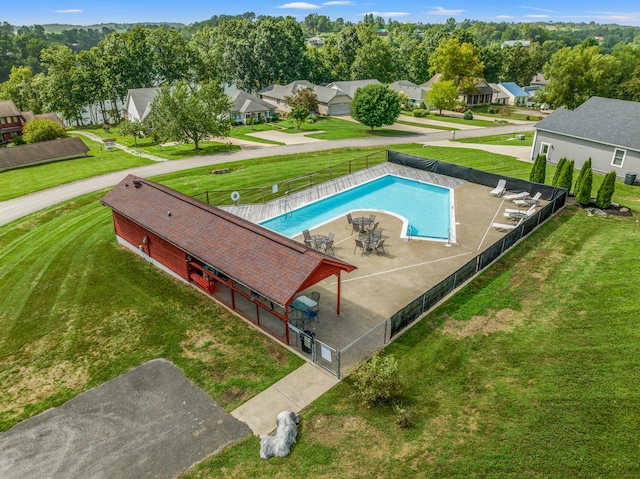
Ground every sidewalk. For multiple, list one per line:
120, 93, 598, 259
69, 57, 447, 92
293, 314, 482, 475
231, 362, 339, 435
74, 131, 167, 162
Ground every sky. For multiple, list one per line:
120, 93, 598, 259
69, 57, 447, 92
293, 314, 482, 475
3, 1, 640, 27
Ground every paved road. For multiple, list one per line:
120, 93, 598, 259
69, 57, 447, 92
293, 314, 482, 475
0, 124, 533, 227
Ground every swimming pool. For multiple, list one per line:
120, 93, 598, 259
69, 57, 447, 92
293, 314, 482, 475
259, 175, 454, 240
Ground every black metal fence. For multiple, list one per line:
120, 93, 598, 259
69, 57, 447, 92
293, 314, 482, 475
389, 189, 567, 337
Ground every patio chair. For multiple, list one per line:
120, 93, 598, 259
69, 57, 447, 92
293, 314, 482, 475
503, 191, 530, 202
513, 191, 542, 207
367, 221, 379, 232
489, 179, 507, 197
321, 240, 334, 255
373, 238, 386, 255
302, 229, 313, 248
326, 232, 335, 242
309, 291, 320, 303
354, 239, 367, 255
503, 205, 537, 220
492, 218, 524, 232
345, 213, 354, 230
368, 214, 377, 223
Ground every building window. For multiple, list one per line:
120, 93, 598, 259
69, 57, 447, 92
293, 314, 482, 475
0, 118, 5, 124
611, 148, 626, 167
540, 142, 551, 159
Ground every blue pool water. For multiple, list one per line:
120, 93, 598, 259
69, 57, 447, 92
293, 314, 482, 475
259, 175, 451, 239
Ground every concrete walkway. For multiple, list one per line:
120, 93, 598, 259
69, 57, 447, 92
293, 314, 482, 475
231, 362, 339, 435
74, 131, 168, 162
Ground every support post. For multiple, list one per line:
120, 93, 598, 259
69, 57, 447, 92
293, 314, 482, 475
336, 271, 341, 315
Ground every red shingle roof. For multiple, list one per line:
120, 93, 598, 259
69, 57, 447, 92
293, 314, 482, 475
102, 175, 356, 306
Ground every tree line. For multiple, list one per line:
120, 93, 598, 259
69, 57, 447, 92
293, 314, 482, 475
1, 16, 639, 125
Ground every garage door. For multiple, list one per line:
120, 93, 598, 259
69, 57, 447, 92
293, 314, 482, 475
328, 102, 351, 116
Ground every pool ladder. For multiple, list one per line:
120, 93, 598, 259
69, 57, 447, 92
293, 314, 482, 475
279, 197, 293, 219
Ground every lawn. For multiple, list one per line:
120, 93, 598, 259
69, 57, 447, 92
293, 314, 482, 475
229, 123, 286, 145
471, 105, 543, 121
454, 130, 535, 146
396, 119, 458, 131
0, 135, 153, 201
3, 144, 640, 478
75, 126, 239, 159
402, 110, 506, 127
255, 116, 413, 140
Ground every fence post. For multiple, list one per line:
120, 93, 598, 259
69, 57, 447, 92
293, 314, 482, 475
262, 187, 265, 204
366, 155, 369, 169
330, 166, 333, 181
421, 293, 426, 314
384, 320, 388, 344
349, 160, 352, 175
336, 350, 341, 379
206, 191, 210, 204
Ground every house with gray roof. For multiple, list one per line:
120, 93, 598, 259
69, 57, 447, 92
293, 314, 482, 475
123, 87, 159, 122
258, 80, 353, 116
421, 74, 496, 106
532, 96, 640, 182
388, 80, 428, 107
326, 79, 380, 99
229, 90, 276, 124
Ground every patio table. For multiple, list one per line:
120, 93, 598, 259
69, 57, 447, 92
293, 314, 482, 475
351, 216, 373, 233
309, 234, 329, 250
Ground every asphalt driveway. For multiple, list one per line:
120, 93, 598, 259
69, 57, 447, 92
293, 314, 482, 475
0, 359, 251, 479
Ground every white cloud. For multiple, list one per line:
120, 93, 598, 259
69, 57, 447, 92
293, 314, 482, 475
425, 6, 465, 16
521, 5, 555, 13
276, 2, 320, 8
55, 9, 82, 13
496, 15, 514, 19
322, 1, 353, 4
526, 14, 550, 18
359, 11, 411, 17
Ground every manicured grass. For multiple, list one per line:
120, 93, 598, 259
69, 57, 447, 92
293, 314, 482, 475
272, 116, 413, 140
454, 130, 535, 146
0, 136, 153, 201
402, 110, 506, 127
230, 123, 286, 145
471, 105, 542, 121
77, 127, 239, 159
396, 120, 458, 131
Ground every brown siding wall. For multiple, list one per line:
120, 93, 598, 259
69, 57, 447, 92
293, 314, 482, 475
113, 212, 189, 280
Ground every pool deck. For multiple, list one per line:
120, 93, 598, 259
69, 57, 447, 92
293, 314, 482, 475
221, 168, 545, 365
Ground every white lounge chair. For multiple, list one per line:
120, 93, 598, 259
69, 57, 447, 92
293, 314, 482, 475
490, 179, 507, 197
503, 205, 537, 220
503, 191, 530, 202
492, 219, 524, 232
513, 191, 542, 207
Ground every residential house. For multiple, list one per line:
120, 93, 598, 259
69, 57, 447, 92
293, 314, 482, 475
307, 36, 324, 47
258, 80, 353, 116
22, 111, 66, 127
388, 80, 428, 107
0, 100, 25, 144
488, 83, 510, 105
501, 40, 531, 48
422, 74, 496, 106
229, 90, 276, 124
492, 82, 529, 106
325, 79, 380, 99
532, 96, 640, 182
123, 87, 159, 123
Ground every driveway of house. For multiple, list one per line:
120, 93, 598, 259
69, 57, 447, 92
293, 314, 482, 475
247, 130, 325, 145
0, 359, 251, 479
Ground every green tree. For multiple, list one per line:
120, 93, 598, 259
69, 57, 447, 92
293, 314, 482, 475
22, 118, 68, 143
39, 44, 85, 124
574, 158, 592, 195
351, 34, 397, 83
544, 45, 621, 109
118, 119, 147, 146
284, 88, 318, 114
529, 154, 547, 184
0, 65, 43, 112
425, 79, 459, 114
575, 163, 593, 205
350, 83, 401, 130
595, 170, 617, 209
429, 38, 484, 93
149, 81, 232, 150
551, 158, 568, 186
557, 159, 575, 191
288, 105, 309, 130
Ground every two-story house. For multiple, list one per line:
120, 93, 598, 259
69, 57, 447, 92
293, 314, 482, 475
0, 100, 25, 144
